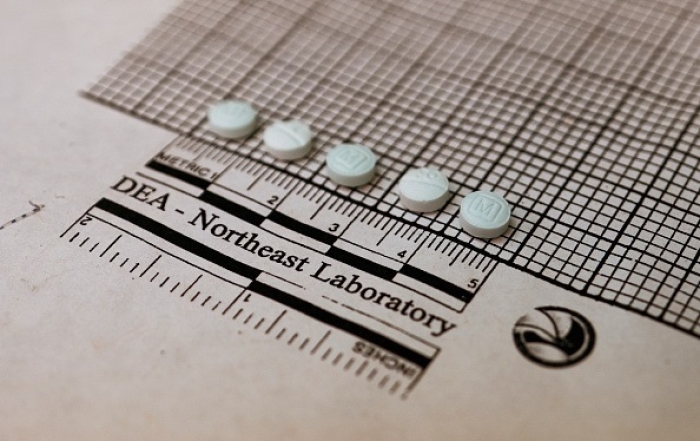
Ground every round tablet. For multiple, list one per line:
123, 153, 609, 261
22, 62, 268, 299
263, 120, 313, 160
325, 144, 377, 187
398, 168, 450, 212
459, 191, 511, 239
207, 100, 258, 139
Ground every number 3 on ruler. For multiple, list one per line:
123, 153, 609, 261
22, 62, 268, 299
328, 223, 340, 233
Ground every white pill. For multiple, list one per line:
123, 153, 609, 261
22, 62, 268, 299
207, 100, 258, 139
398, 168, 450, 212
326, 144, 377, 187
459, 190, 511, 239
263, 120, 313, 160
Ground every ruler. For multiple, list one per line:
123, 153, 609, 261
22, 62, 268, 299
60, 136, 497, 397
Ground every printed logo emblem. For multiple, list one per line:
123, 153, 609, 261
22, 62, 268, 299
513, 306, 595, 367
404, 169, 448, 189
468, 194, 504, 222
334, 146, 374, 173
220, 103, 252, 119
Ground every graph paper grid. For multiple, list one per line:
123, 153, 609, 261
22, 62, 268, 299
85, 0, 700, 338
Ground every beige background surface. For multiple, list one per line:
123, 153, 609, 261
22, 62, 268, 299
0, 1, 699, 439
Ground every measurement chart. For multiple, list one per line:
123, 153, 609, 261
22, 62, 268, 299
60, 139, 490, 396
75, 0, 700, 394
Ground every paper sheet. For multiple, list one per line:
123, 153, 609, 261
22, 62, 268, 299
2, 0, 700, 439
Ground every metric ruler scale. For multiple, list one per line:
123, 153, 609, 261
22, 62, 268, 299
60, 137, 496, 397
147, 134, 497, 311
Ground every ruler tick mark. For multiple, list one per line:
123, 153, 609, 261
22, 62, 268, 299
159, 277, 170, 288
468, 251, 480, 267
287, 333, 298, 345
69, 232, 80, 243
344, 358, 355, 371
376, 230, 390, 246
367, 369, 377, 381
355, 361, 368, 376
130, 262, 140, 273
100, 234, 122, 257
310, 330, 330, 355
221, 292, 244, 315
110, 252, 120, 263
389, 381, 401, 395
299, 338, 309, 351
201, 295, 211, 306
276, 328, 286, 340
140, 255, 161, 278
244, 313, 254, 325
309, 198, 329, 221
191, 291, 201, 302
265, 310, 286, 335
170, 282, 180, 293
449, 248, 464, 266
89, 243, 100, 252
120, 257, 129, 267
246, 174, 263, 191
321, 348, 332, 361
150, 272, 160, 283
254, 318, 265, 330
232, 308, 244, 320
211, 301, 221, 311
79, 237, 90, 247
181, 274, 202, 298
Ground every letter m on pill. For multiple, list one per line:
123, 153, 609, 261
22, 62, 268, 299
469, 195, 503, 221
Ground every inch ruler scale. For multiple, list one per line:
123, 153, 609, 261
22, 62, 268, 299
60, 136, 497, 397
